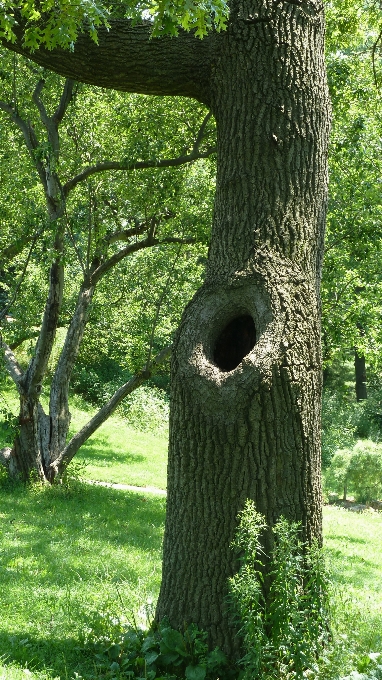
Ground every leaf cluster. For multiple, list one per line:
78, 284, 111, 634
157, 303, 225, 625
83, 618, 230, 680
323, 2, 382, 368
0, 0, 228, 51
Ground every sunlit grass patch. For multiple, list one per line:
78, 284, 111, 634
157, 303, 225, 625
0, 482, 165, 679
0, 385, 168, 490
323, 506, 382, 675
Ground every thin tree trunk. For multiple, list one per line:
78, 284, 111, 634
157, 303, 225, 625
354, 350, 367, 401
48, 283, 96, 470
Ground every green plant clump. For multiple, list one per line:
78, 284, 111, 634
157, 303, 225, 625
83, 618, 231, 680
229, 500, 332, 680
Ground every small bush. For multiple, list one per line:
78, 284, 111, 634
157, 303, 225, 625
71, 360, 169, 432
119, 386, 169, 433
83, 617, 231, 680
324, 440, 382, 502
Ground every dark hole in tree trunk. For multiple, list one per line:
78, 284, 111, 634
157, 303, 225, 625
213, 315, 256, 372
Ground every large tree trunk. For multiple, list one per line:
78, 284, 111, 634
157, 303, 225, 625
157, 0, 330, 652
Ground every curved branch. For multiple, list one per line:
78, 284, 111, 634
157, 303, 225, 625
50, 344, 172, 477
53, 79, 75, 126
1, 340, 24, 387
90, 234, 195, 285
63, 145, 216, 197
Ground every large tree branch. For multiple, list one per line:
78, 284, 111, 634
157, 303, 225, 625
50, 344, 172, 478
3, 20, 215, 104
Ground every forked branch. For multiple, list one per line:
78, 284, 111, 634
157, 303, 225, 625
49, 344, 172, 478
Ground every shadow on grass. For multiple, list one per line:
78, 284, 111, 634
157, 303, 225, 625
325, 546, 381, 590
0, 629, 112, 679
0, 482, 165, 578
0, 482, 165, 678
76, 436, 146, 465
326, 533, 368, 545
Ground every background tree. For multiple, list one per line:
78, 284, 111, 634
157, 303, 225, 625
320, 0, 382, 466
0, 53, 215, 481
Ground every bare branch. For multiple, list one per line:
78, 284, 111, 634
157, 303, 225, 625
0, 228, 41, 322
53, 79, 75, 126
106, 222, 148, 244
0, 99, 48, 191
50, 344, 172, 477
192, 111, 213, 152
32, 78, 61, 157
63, 145, 216, 197
32, 79, 48, 126
90, 236, 156, 284
146, 243, 183, 369
90, 234, 195, 285
1, 340, 24, 387
105, 210, 176, 244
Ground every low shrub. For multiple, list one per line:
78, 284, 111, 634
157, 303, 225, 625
82, 618, 231, 680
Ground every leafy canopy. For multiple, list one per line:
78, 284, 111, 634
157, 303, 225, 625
0, 0, 229, 49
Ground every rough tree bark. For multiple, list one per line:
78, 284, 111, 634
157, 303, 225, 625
4, 0, 331, 652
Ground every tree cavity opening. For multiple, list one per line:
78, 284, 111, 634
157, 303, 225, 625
213, 315, 256, 372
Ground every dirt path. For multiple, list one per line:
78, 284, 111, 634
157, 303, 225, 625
87, 479, 167, 496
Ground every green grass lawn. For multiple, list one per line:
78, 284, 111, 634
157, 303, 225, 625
69, 397, 168, 489
1, 382, 382, 679
0, 481, 165, 680
323, 505, 382, 670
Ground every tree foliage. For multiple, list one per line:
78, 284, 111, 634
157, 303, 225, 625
323, 0, 382, 369
0, 51, 216, 480
0, 0, 229, 49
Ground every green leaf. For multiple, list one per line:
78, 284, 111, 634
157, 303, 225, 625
108, 643, 121, 660
142, 635, 157, 652
144, 650, 159, 665
161, 627, 185, 652
185, 664, 207, 680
